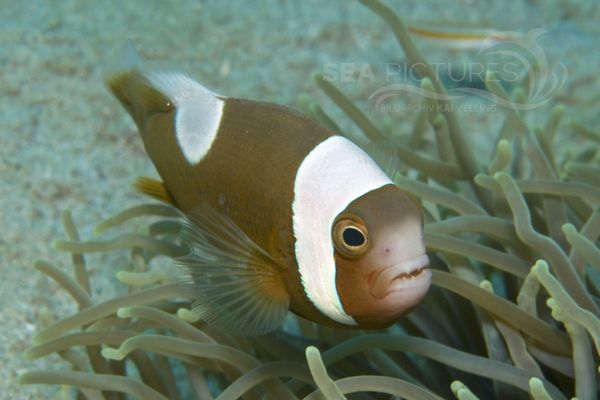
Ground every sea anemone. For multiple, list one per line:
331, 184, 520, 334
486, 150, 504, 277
20, 0, 599, 399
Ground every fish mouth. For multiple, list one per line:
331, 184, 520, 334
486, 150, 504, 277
370, 254, 431, 299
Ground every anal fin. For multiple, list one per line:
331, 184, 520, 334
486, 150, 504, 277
134, 177, 175, 206
176, 204, 290, 336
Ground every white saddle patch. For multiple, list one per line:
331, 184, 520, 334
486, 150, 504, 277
146, 71, 224, 164
292, 136, 392, 325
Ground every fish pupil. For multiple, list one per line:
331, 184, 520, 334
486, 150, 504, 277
343, 227, 365, 247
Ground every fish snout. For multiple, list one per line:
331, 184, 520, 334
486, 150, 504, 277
368, 254, 431, 300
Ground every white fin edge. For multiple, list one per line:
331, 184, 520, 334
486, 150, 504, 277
106, 40, 141, 82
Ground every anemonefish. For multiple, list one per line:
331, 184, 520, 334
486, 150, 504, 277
107, 56, 431, 335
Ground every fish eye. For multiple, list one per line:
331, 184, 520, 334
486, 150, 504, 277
343, 227, 365, 246
332, 215, 369, 259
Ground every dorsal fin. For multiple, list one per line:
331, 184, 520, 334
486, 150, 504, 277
176, 204, 290, 336
363, 139, 402, 180
134, 177, 175, 206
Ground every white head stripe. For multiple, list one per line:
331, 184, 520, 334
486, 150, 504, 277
146, 72, 224, 164
292, 136, 392, 325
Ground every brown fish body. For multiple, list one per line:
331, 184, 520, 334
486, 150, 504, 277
143, 96, 339, 325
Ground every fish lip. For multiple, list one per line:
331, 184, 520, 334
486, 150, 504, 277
369, 254, 431, 300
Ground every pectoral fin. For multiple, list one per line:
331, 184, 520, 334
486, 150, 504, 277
176, 204, 290, 336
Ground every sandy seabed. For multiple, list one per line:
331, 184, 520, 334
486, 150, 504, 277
1, 0, 598, 398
